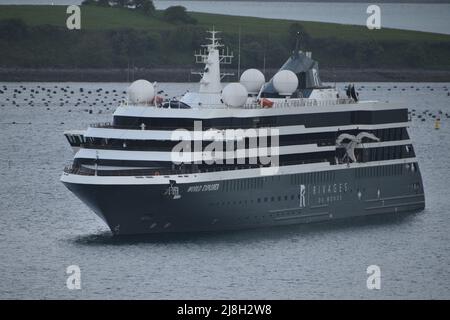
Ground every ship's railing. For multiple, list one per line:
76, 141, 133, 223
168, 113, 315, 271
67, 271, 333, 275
64, 165, 163, 177
242, 98, 355, 109
88, 122, 285, 130
63, 164, 262, 177
120, 98, 356, 110
63, 156, 333, 177
90, 122, 114, 128
89, 98, 356, 131
89, 122, 139, 130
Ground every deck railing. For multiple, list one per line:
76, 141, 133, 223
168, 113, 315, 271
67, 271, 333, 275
120, 98, 356, 110
63, 157, 332, 177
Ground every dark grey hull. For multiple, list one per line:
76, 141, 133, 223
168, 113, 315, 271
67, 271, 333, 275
63, 163, 425, 235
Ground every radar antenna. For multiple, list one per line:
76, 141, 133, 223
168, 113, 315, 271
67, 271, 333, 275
192, 28, 234, 93
294, 31, 301, 55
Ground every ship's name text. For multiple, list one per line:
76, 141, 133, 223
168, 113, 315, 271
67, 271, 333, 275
187, 184, 220, 193
312, 182, 348, 195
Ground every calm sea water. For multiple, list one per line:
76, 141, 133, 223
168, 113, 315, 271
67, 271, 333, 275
2, 1, 450, 34
0, 81, 449, 299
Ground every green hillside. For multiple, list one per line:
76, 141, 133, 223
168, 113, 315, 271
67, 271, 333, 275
1, 5, 448, 41
0, 4, 449, 70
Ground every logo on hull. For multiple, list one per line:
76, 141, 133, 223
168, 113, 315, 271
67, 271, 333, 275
299, 184, 306, 208
164, 180, 182, 200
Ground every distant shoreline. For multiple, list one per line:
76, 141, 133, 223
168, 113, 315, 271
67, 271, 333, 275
156, 0, 450, 3
1, 67, 450, 83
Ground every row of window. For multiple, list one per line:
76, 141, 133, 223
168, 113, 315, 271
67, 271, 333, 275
113, 109, 408, 130
357, 145, 415, 162
209, 193, 301, 207
355, 163, 417, 178
219, 164, 417, 193
85, 127, 409, 152
290, 170, 336, 185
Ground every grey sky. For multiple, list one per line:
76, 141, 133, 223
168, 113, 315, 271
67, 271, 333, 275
1, 0, 450, 4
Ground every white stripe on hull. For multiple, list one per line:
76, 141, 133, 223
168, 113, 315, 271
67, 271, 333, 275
85, 122, 410, 141
61, 157, 418, 185
356, 139, 412, 148
74, 144, 337, 162
81, 165, 158, 171
74, 139, 412, 162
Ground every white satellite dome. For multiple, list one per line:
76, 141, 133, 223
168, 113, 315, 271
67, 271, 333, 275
222, 83, 248, 108
127, 79, 155, 105
273, 70, 298, 96
240, 69, 265, 94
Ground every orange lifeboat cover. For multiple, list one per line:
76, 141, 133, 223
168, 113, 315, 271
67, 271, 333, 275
154, 96, 164, 105
261, 98, 274, 108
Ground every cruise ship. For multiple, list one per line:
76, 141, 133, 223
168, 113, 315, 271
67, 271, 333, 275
61, 30, 425, 235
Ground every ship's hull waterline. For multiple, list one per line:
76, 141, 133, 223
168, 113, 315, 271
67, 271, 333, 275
62, 163, 425, 235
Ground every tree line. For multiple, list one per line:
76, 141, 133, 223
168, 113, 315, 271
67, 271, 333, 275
81, 0, 197, 23
0, 18, 448, 70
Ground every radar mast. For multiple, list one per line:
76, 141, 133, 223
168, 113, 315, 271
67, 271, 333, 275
193, 28, 234, 94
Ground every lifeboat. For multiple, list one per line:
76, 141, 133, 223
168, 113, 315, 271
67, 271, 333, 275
260, 98, 274, 108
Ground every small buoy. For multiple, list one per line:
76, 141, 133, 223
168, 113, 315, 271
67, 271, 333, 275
435, 119, 440, 130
